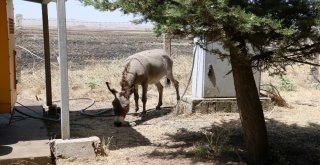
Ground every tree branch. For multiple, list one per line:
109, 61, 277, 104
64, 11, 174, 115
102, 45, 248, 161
287, 42, 320, 52
283, 56, 320, 66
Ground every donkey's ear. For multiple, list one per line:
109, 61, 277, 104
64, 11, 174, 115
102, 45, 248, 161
106, 82, 118, 97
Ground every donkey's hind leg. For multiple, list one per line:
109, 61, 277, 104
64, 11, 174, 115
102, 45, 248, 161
155, 82, 163, 110
133, 84, 139, 112
141, 83, 148, 114
167, 73, 180, 101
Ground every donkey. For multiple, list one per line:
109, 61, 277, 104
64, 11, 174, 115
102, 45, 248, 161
106, 49, 180, 127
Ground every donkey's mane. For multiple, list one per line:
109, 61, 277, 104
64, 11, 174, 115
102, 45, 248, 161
119, 61, 132, 99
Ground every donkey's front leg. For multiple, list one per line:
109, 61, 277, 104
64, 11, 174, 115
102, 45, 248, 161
141, 83, 148, 114
133, 85, 139, 112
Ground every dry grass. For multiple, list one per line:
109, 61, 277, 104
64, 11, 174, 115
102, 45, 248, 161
261, 64, 317, 90
261, 64, 320, 109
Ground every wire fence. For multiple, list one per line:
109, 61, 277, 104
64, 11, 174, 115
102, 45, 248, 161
16, 18, 194, 109
20, 18, 154, 31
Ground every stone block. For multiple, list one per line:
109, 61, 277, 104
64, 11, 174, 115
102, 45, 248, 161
51, 136, 102, 158
176, 95, 273, 114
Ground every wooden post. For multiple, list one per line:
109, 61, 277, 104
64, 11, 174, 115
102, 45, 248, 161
163, 34, 172, 56
42, 4, 53, 107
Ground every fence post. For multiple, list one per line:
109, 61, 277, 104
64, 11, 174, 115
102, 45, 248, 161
163, 34, 172, 56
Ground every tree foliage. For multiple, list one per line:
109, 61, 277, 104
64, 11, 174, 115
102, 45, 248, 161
80, 0, 320, 75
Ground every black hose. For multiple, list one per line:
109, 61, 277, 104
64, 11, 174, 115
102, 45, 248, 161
66, 98, 114, 117
14, 105, 60, 122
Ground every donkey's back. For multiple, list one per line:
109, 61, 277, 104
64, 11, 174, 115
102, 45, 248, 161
125, 49, 173, 84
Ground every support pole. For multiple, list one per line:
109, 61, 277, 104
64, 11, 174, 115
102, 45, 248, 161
163, 34, 172, 56
42, 4, 53, 107
56, 0, 70, 139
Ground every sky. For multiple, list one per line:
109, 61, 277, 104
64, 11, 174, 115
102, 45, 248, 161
14, 0, 137, 22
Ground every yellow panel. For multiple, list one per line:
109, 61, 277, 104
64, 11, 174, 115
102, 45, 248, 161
0, 104, 11, 114
7, 0, 17, 110
0, 0, 15, 114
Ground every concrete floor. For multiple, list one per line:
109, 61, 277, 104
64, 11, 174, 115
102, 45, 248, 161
0, 103, 53, 164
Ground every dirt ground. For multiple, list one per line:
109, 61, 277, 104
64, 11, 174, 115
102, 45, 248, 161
16, 28, 320, 165
51, 87, 320, 165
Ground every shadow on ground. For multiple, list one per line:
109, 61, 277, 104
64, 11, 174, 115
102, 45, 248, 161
0, 146, 12, 156
44, 103, 320, 165
144, 118, 320, 165
145, 120, 245, 164
267, 119, 320, 165
46, 106, 172, 150
0, 106, 49, 145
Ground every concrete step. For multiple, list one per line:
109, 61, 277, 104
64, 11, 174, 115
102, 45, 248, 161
0, 104, 52, 164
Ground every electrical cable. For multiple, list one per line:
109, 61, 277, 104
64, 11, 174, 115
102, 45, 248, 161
12, 98, 100, 122
175, 41, 198, 109
9, 116, 27, 124
17, 45, 59, 68
16, 102, 43, 116
13, 106, 60, 122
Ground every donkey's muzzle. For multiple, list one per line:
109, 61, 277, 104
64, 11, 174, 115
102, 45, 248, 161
114, 121, 122, 127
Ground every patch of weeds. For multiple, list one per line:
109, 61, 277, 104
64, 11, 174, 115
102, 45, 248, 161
277, 77, 296, 91
260, 84, 289, 107
95, 136, 112, 156
11, 160, 41, 165
194, 125, 238, 161
86, 81, 98, 90
310, 83, 320, 90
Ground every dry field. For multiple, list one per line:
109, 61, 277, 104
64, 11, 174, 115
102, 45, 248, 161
16, 28, 320, 165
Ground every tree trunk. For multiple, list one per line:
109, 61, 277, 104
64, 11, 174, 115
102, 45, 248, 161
229, 48, 269, 164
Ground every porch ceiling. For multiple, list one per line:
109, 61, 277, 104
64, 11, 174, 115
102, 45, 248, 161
23, 0, 56, 4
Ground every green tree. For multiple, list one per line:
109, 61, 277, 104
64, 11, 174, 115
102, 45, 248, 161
79, 0, 320, 164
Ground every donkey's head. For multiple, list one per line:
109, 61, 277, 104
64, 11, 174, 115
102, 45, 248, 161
106, 82, 130, 127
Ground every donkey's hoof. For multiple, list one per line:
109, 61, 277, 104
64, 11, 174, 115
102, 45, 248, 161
114, 121, 130, 127
129, 122, 137, 127
156, 106, 161, 110
139, 111, 146, 117
132, 112, 139, 116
